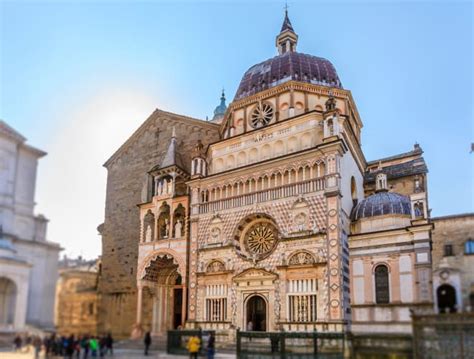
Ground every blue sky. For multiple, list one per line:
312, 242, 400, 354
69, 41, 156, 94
1, 1, 472, 259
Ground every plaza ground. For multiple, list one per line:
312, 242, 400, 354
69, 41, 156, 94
0, 348, 236, 359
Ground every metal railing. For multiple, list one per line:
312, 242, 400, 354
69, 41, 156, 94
236, 330, 345, 358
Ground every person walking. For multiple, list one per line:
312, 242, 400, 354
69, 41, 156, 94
187, 334, 201, 359
13, 335, 22, 351
206, 332, 215, 359
105, 333, 113, 355
144, 332, 152, 356
80, 335, 90, 359
89, 337, 98, 358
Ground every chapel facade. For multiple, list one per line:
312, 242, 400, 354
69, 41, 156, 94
99, 12, 435, 339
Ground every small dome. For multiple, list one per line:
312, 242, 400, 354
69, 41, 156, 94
212, 90, 227, 121
352, 192, 419, 221
234, 52, 342, 101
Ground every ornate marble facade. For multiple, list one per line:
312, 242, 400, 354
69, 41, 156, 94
100, 12, 438, 339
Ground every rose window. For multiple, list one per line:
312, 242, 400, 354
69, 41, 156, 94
243, 220, 278, 259
250, 103, 274, 128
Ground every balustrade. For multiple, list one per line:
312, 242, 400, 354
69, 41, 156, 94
198, 177, 325, 214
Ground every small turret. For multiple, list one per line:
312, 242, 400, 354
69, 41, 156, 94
323, 93, 340, 140
191, 140, 207, 178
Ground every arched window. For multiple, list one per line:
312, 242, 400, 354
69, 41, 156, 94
374, 265, 390, 304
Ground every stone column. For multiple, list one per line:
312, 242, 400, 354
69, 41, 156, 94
181, 286, 187, 326
136, 285, 143, 325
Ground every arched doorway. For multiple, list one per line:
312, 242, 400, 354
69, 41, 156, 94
139, 254, 186, 334
437, 284, 457, 313
0, 277, 16, 326
246, 295, 267, 331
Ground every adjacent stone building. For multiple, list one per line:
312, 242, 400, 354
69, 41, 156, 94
97, 111, 219, 337
431, 213, 474, 313
98, 12, 442, 339
55, 256, 100, 335
0, 120, 60, 331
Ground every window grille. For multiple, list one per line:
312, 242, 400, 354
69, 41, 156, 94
374, 265, 390, 304
287, 279, 317, 322
444, 244, 454, 257
205, 284, 227, 321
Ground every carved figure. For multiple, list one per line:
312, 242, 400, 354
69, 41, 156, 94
210, 227, 221, 243
295, 213, 307, 232
175, 219, 182, 238
145, 225, 152, 242
164, 218, 170, 238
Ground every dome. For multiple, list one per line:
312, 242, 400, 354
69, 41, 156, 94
352, 192, 420, 221
234, 52, 342, 101
212, 90, 227, 121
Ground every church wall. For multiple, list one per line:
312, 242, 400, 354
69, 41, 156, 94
0, 124, 59, 330
14, 239, 59, 328
0, 136, 18, 210
14, 147, 38, 217
349, 221, 433, 334
0, 259, 30, 330
339, 150, 364, 216
99, 113, 219, 337
210, 113, 324, 174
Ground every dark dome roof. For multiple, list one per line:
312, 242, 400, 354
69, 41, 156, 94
352, 192, 419, 221
234, 52, 342, 101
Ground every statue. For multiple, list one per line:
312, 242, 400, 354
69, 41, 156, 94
145, 225, 152, 242
175, 219, 182, 238
167, 179, 173, 195
164, 218, 170, 238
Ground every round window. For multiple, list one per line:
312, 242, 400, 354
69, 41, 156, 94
250, 103, 274, 128
242, 220, 278, 260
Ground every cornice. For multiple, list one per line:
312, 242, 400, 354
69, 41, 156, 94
228, 81, 350, 111
221, 81, 354, 132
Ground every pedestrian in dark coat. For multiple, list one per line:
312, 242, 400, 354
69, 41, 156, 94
105, 333, 114, 355
144, 332, 152, 356
207, 332, 215, 359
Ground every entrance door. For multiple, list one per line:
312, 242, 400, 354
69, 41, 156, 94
437, 284, 457, 313
246, 295, 266, 331
173, 288, 183, 329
